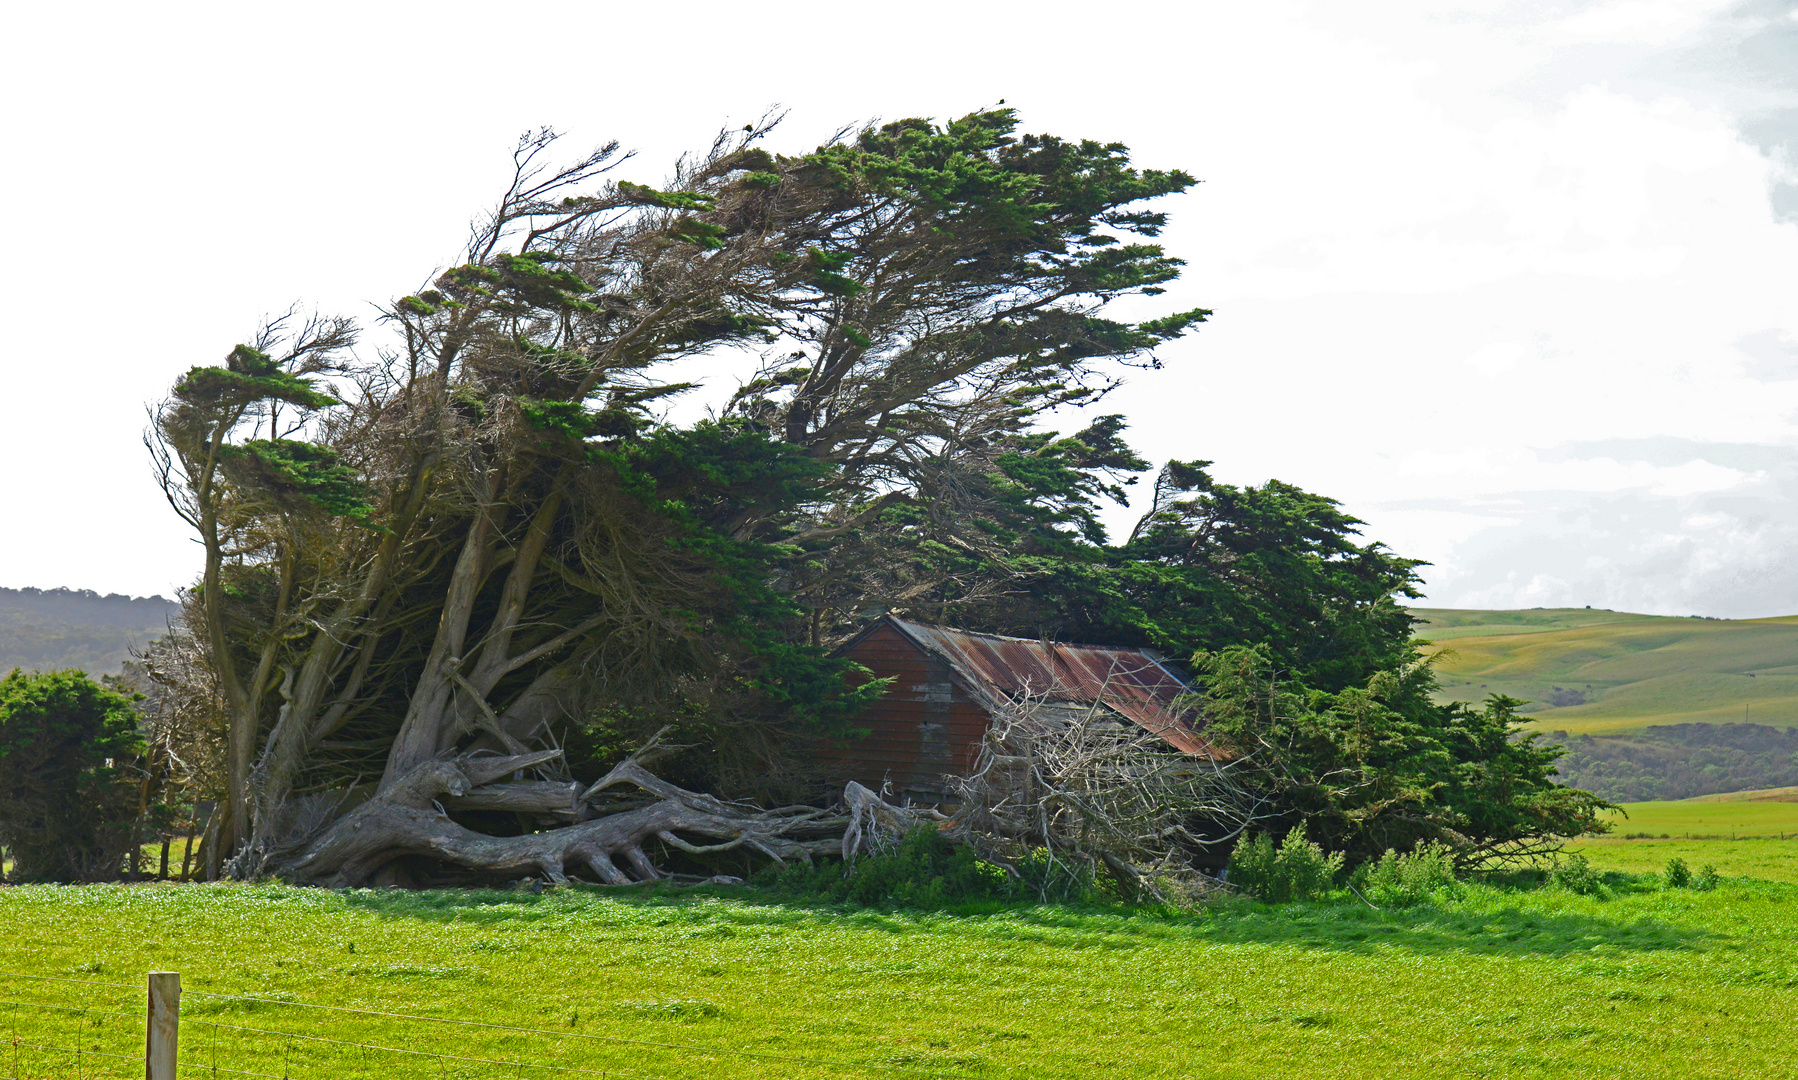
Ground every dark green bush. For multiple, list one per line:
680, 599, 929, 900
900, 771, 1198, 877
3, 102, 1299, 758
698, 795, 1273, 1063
0, 669, 144, 882
1227, 825, 1344, 903
1662, 857, 1692, 889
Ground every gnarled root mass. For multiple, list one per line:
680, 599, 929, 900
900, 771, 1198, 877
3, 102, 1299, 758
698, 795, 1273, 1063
276, 741, 849, 888
263, 688, 1254, 893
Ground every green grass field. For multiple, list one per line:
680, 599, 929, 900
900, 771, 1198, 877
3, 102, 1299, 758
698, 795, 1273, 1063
4, 837, 1798, 1080
1596, 786, 1798, 838
1569, 790, 1798, 882
1410, 607, 1798, 734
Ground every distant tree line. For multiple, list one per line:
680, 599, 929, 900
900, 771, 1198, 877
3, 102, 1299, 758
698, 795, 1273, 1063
1548, 724, 1798, 802
0, 587, 181, 628
0, 587, 181, 677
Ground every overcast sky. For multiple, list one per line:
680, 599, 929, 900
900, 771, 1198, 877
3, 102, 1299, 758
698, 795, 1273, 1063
2, 0, 1794, 615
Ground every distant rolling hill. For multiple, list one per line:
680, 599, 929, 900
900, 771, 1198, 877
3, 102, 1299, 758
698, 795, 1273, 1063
1413, 607, 1798, 735
0, 586, 181, 678
1412, 607, 1798, 801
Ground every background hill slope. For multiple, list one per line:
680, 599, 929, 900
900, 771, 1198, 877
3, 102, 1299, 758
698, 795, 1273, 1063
1414, 607, 1798, 733
1413, 607, 1798, 800
0, 587, 180, 677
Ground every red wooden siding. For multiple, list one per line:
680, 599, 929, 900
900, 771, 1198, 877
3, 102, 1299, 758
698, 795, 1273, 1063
826, 622, 989, 798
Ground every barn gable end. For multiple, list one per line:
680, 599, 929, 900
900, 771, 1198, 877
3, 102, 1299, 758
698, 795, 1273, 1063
826, 621, 990, 797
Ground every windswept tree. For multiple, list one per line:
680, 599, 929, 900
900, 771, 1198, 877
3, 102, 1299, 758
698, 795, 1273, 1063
149, 110, 1211, 885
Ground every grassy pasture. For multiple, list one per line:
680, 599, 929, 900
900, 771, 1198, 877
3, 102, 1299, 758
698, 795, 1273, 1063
3, 850, 1798, 1080
1597, 786, 1798, 839
1571, 791, 1798, 880
1570, 836, 1798, 880
1411, 607, 1798, 734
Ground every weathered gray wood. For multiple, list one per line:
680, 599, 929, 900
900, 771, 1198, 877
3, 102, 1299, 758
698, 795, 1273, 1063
145, 971, 179, 1080
444, 781, 582, 816
279, 750, 846, 887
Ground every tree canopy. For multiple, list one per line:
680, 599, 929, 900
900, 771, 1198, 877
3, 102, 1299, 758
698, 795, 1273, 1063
144, 108, 1596, 887
0, 668, 144, 882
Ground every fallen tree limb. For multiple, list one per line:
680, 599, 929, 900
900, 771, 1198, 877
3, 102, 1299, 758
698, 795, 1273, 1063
444, 780, 583, 817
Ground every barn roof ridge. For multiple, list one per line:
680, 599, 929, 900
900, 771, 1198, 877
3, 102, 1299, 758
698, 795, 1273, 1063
859, 614, 1213, 757
881, 613, 1166, 658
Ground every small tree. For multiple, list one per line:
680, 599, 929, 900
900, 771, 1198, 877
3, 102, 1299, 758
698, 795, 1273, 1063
1192, 647, 1612, 868
0, 669, 146, 882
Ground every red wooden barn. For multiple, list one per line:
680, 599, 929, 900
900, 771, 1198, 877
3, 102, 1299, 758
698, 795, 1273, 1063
828, 616, 1214, 801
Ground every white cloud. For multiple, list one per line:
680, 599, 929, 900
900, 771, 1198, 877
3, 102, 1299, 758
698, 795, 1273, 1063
0, 0, 1794, 617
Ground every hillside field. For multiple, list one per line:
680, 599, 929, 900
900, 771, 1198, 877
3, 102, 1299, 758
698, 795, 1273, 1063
3, 830, 1797, 1080
1411, 607, 1798, 735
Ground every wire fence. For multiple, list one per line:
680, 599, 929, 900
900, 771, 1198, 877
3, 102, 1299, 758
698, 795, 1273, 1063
0, 971, 978, 1080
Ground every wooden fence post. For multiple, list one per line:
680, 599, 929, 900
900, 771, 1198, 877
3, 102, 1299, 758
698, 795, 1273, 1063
146, 971, 179, 1080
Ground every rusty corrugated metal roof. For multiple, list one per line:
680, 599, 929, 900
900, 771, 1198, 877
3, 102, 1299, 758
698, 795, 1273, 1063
882, 617, 1216, 757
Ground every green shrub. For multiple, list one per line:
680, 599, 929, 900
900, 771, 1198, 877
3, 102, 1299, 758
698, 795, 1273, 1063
1546, 853, 1605, 896
1355, 841, 1461, 906
0, 669, 144, 882
1662, 857, 1692, 889
758, 828, 1095, 909
1228, 825, 1345, 903
1693, 864, 1720, 892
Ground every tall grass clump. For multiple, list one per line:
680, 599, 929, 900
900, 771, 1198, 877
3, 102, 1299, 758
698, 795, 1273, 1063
1547, 852, 1606, 896
1354, 841, 1461, 906
1227, 825, 1344, 902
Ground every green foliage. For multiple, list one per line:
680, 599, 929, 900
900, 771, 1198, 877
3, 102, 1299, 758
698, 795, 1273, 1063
989, 414, 1150, 549
801, 247, 863, 296
666, 218, 730, 250
0, 669, 145, 882
1356, 841, 1462, 906
429, 253, 601, 315
598, 423, 892, 734
219, 439, 380, 525
491, 252, 599, 313
518, 397, 650, 442
1659, 856, 1721, 892
616, 180, 715, 211
1195, 647, 1612, 866
173, 364, 335, 412
1043, 461, 1424, 693
1227, 825, 1345, 903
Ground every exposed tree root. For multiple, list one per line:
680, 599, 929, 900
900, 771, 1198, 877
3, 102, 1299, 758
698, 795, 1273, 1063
276, 741, 847, 888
